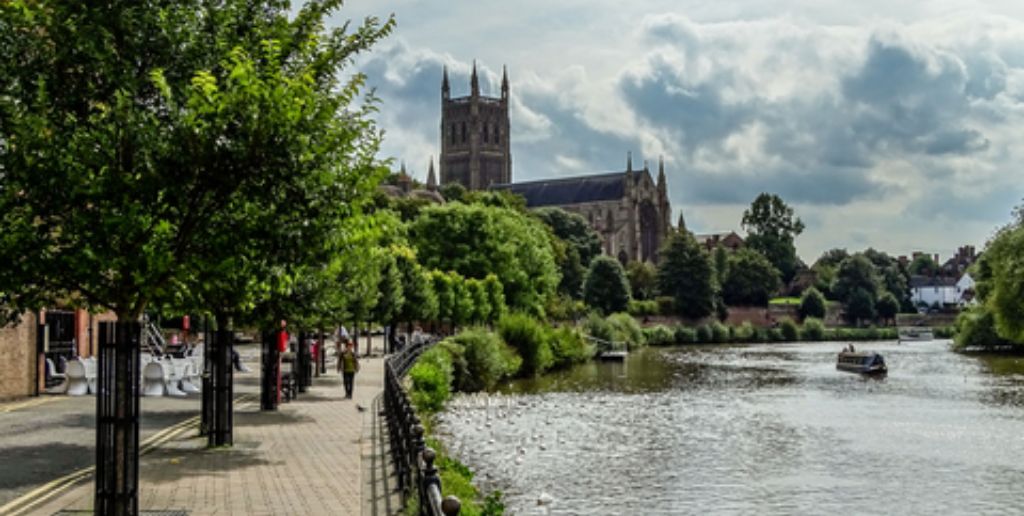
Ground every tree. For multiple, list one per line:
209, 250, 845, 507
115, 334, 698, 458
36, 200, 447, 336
626, 261, 659, 300
845, 288, 876, 325
483, 274, 508, 323
799, 287, 827, 320
583, 256, 631, 315
0, 1, 392, 510
831, 255, 879, 305
876, 292, 899, 325
373, 252, 405, 350
741, 193, 805, 283
657, 232, 715, 319
909, 254, 939, 276
393, 246, 438, 335
982, 221, 1024, 342
721, 249, 780, 306
534, 207, 603, 299
411, 204, 559, 316
815, 248, 850, 269
713, 246, 730, 290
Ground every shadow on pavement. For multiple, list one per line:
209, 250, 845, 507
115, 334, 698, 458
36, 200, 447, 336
233, 409, 314, 426
141, 446, 274, 483
0, 442, 92, 491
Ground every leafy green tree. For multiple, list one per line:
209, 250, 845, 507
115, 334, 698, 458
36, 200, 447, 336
373, 251, 404, 348
626, 261, 659, 300
440, 182, 467, 203
981, 220, 1024, 342
430, 270, 455, 329
713, 246, 730, 289
845, 287, 876, 325
466, 278, 491, 324
721, 249, 780, 306
583, 256, 632, 315
449, 273, 475, 329
411, 204, 559, 316
799, 287, 827, 321
909, 254, 939, 276
815, 248, 850, 269
393, 246, 438, 334
876, 292, 899, 325
534, 207, 603, 299
657, 232, 715, 319
483, 274, 507, 323
741, 193, 805, 283
832, 255, 879, 306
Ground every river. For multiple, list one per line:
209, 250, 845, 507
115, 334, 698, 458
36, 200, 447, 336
434, 340, 1024, 515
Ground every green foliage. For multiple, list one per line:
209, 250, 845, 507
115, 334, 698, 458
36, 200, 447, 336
0, 0, 394, 323
421, 438, 504, 516
799, 287, 827, 320
709, 321, 730, 343
801, 318, 826, 341
411, 204, 559, 317
548, 326, 595, 368
626, 261, 659, 300
909, 254, 939, 276
674, 326, 697, 344
497, 313, 553, 376
583, 256, 632, 315
466, 279, 491, 325
982, 222, 1024, 343
655, 296, 676, 316
657, 232, 715, 319
832, 255, 879, 306
721, 249, 781, 306
627, 300, 659, 317
448, 328, 518, 391
845, 287, 877, 325
408, 347, 454, 413
582, 313, 619, 351
394, 246, 439, 328
954, 306, 1012, 350
733, 321, 756, 342
779, 318, 799, 341
876, 292, 900, 324
534, 208, 602, 299
607, 313, 646, 349
483, 274, 508, 323
373, 252, 405, 326
642, 325, 676, 346
695, 324, 713, 343
440, 183, 467, 203
430, 270, 455, 325
741, 193, 805, 283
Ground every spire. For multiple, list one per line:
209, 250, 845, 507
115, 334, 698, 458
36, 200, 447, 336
657, 156, 666, 191
501, 65, 509, 99
442, 66, 450, 99
427, 157, 438, 191
471, 60, 479, 97
677, 212, 687, 233
626, 151, 633, 172
400, 161, 407, 176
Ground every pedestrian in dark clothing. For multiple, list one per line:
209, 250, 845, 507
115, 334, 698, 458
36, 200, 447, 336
337, 339, 359, 399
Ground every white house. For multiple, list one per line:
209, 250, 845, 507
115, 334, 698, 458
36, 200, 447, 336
910, 273, 975, 308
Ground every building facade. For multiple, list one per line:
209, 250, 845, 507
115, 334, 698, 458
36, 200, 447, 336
493, 155, 672, 263
439, 64, 512, 190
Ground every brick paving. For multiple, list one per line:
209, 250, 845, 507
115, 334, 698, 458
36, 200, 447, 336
30, 345, 390, 516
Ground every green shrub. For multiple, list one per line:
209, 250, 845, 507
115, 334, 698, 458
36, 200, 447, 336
732, 321, 755, 342
627, 299, 659, 317
449, 328, 518, 392
582, 313, 616, 350
799, 287, 827, 320
408, 346, 454, 413
695, 324, 712, 343
800, 318, 826, 341
954, 306, 1010, 350
934, 326, 955, 339
424, 437, 504, 516
497, 313, 553, 375
655, 296, 676, 316
674, 325, 697, 344
643, 325, 675, 346
549, 326, 594, 368
779, 318, 799, 341
767, 328, 785, 342
710, 321, 730, 343
607, 313, 646, 349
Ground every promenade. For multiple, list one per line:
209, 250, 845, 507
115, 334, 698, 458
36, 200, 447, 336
0, 342, 396, 516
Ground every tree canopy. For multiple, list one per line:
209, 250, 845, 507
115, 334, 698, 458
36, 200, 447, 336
741, 193, 805, 284
583, 256, 631, 315
721, 249, 780, 306
657, 232, 715, 319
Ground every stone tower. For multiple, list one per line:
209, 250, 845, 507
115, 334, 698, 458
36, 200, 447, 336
440, 62, 512, 190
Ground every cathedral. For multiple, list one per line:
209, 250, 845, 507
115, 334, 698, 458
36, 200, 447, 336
436, 64, 673, 263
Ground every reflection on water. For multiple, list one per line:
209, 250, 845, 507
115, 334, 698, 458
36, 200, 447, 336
435, 340, 1024, 515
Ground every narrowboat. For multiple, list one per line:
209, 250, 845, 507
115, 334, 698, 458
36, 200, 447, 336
836, 350, 887, 375
898, 326, 934, 342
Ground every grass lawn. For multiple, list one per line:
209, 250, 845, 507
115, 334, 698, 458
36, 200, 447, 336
769, 297, 801, 305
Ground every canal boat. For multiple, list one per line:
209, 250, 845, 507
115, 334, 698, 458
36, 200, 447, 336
836, 350, 887, 375
597, 350, 627, 361
898, 326, 934, 342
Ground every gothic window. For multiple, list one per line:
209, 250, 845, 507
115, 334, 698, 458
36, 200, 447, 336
461, 122, 467, 143
450, 124, 456, 144
483, 123, 489, 143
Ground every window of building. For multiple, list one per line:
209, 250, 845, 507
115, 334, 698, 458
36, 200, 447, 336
450, 124, 456, 144
483, 124, 489, 143
461, 122, 467, 143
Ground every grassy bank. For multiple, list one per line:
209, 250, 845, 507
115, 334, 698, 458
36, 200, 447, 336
644, 318, 955, 346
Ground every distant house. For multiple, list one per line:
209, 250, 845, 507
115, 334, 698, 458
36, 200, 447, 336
694, 232, 744, 253
910, 273, 975, 308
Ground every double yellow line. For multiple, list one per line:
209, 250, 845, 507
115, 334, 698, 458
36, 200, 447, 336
0, 394, 256, 516
0, 396, 60, 414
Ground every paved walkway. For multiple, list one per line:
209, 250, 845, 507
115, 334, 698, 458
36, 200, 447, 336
21, 349, 393, 515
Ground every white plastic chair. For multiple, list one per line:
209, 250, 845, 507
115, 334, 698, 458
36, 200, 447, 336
44, 358, 68, 394
164, 358, 186, 397
142, 361, 167, 397
65, 359, 90, 396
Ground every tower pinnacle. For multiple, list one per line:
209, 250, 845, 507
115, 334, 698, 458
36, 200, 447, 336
501, 65, 509, 99
471, 60, 479, 96
442, 66, 450, 99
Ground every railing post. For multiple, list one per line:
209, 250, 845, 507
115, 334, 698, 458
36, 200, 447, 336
441, 496, 462, 516
421, 447, 440, 516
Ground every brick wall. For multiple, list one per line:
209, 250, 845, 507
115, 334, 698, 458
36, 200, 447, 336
0, 313, 39, 400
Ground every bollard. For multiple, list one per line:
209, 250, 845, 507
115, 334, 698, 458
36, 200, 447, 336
441, 496, 462, 515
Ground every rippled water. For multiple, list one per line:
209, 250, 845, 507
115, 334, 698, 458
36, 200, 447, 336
434, 340, 1024, 515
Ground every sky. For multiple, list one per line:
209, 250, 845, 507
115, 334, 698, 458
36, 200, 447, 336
333, 0, 1024, 263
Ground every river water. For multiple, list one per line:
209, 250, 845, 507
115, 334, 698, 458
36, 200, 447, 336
434, 340, 1024, 515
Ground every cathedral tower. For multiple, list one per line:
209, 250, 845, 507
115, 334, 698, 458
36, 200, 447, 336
440, 63, 512, 190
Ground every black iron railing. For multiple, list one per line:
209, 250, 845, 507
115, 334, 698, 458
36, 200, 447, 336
383, 339, 462, 516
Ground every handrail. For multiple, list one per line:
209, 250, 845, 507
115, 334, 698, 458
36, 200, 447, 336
382, 338, 461, 516
582, 333, 626, 352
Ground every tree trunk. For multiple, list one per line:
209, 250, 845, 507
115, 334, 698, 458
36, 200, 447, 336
94, 320, 141, 516
210, 313, 233, 446
260, 329, 280, 411
200, 316, 213, 436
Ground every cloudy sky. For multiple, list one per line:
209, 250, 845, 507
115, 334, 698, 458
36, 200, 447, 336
334, 1, 1024, 262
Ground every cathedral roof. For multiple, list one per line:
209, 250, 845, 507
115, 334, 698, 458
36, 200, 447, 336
491, 172, 630, 207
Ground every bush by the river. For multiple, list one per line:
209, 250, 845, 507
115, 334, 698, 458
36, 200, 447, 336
549, 326, 595, 367
801, 318, 826, 341
779, 319, 800, 341
953, 306, 1011, 350
497, 313, 554, 375
674, 325, 697, 344
627, 299, 659, 317
449, 328, 520, 392
408, 346, 455, 413
643, 325, 676, 346
607, 312, 646, 349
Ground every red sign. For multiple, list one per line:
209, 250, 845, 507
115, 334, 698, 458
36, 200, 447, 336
182, 315, 190, 331
277, 330, 289, 353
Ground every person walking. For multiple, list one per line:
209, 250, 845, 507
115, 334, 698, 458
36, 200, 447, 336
337, 339, 359, 399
